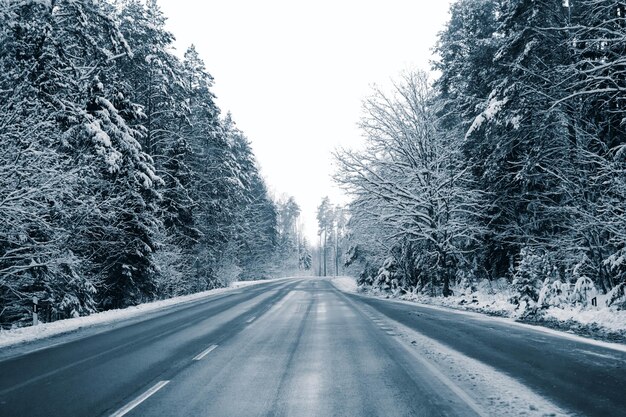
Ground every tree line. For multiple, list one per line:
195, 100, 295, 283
0, 0, 309, 327
336, 0, 626, 311
315, 196, 346, 277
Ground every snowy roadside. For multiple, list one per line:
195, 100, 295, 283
0, 277, 289, 352
329, 276, 626, 345
327, 276, 359, 293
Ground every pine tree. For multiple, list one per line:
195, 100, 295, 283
511, 248, 544, 311
299, 239, 313, 271
229, 122, 278, 280
317, 197, 334, 277
0, 0, 283, 327
438, 0, 574, 279
275, 196, 302, 273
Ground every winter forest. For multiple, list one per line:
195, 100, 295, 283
333, 0, 626, 315
0, 0, 313, 327
3, 0, 626, 330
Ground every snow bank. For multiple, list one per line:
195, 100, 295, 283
231, 277, 287, 288
386, 315, 569, 417
544, 306, 626, 333
398, 285, 518, 318
0, 278, 283, 350
354, 277, 626, 343
329, 276, 358, 293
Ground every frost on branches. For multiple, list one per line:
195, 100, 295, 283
0, 0, 294, 328
335, 0, 626, 334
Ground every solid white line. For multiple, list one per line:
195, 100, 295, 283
246, 316, 256, 323
193, 344, 218, 361
110, 380, 169, 417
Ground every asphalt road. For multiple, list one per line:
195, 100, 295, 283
0, 278, 624, 417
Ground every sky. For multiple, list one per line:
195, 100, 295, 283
157, 0, 452, 243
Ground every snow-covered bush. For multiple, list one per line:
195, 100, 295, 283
42, 253, 98, 322
538, 279, 569, 309
152, 242, 188, 298
456, 269, 478, 294
215, 260, 243, 288
606, 282, 626, 308
510, 248, 545, 311
214, 242, 243, 287
570, 276, 597, 307
603, 250, 626, 308
373, 256, 400, 292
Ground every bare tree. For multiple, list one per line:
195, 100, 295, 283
335, 71, 485, 296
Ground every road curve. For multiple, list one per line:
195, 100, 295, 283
0, 278, 624, 417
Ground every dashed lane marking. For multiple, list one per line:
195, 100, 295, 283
109, 380, 169, 417
193, 344, 218, 361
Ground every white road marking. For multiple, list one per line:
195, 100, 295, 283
109, 380, 169, 417
246, 316, 256, 323
193, 344, 218, 361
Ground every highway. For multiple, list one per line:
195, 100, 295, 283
0, 278, 624, 416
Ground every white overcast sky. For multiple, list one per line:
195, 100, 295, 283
157, 0, 452, 243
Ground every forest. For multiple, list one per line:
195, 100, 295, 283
336, 0, 626, 313
0, 0, 311, 327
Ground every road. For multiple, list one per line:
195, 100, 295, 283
0, 278, 624, 417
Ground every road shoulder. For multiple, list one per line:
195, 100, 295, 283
328, 276, 626, 353
0, 278, 292, 361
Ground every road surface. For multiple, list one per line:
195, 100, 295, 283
0, 278, 624, 416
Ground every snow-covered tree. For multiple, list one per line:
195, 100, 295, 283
336, 71, 485, 296
316, 197, 335, 277
0, 0, 283, 327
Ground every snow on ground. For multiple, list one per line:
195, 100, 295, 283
330, 276, 626, 345
382, 313, 571, 417
328, 276, 358, 293
544, 305, 626, 333
0, 278, 287, 350
397, 287, 626, 342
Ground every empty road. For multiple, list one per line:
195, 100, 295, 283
0, 278, 624, 416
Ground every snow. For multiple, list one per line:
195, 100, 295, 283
136, 171, 153, 188
383, 313, 570, 417
383, 295, 626, 354
387, 281, 626, 339
509, 115, 522, 129
86, 122, 112, 147
545, 305, 626, 333
466, 96, 508, 138
329, 276, 358, 293
333, 276, 626, 352
0, 278, 285, 350
17, 0, 51, 7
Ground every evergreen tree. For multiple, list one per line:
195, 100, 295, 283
316, 197, 334, 277
0, 0, 284, 328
